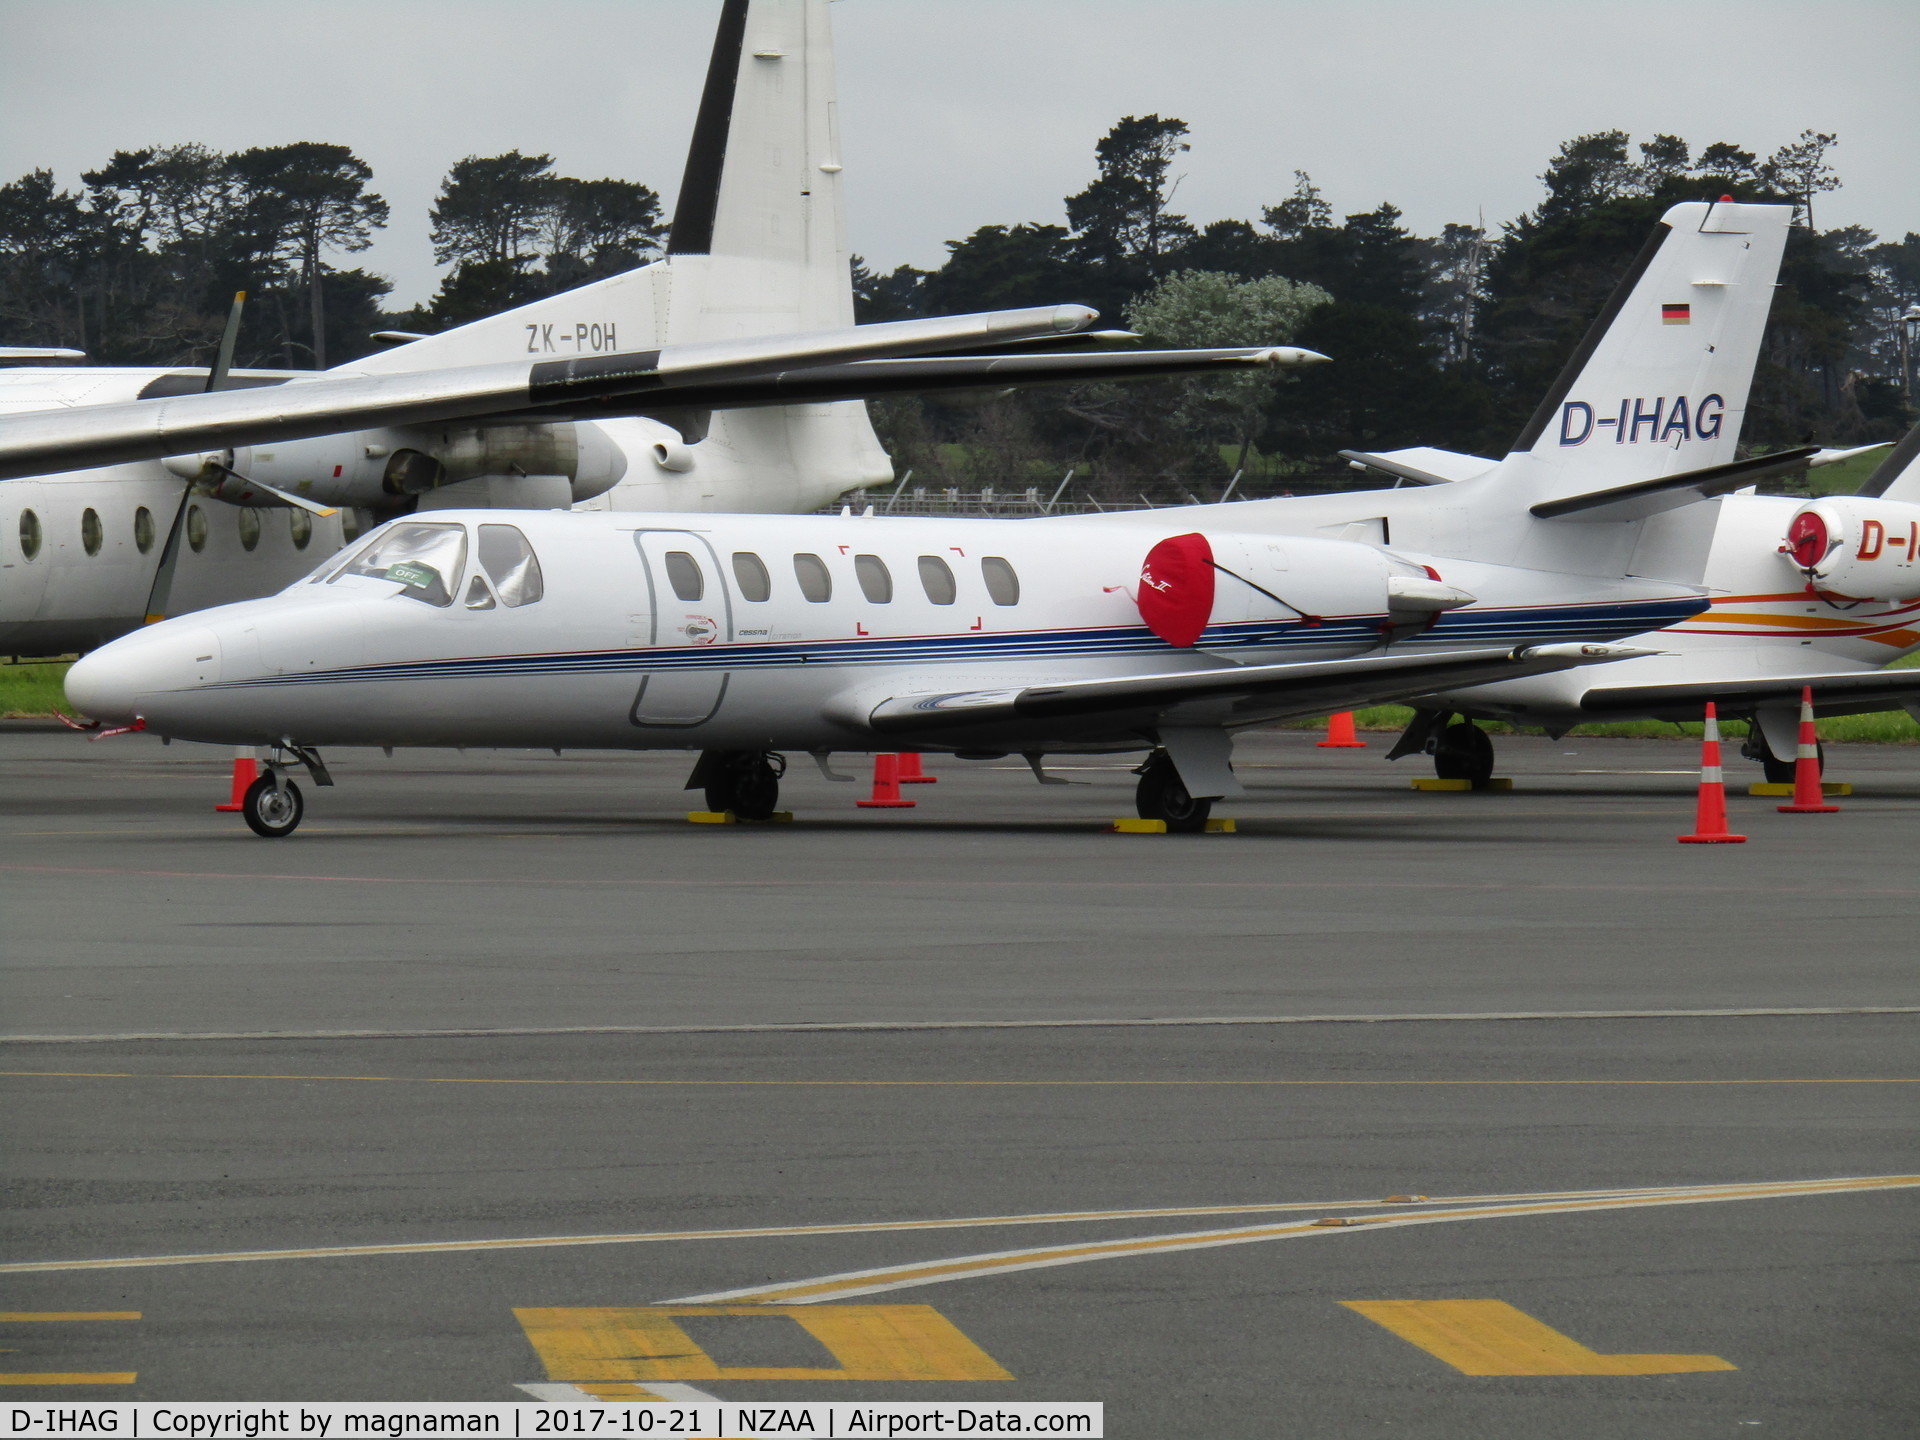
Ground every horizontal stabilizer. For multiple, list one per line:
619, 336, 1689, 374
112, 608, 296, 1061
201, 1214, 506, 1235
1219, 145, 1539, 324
1341, 446, 1499, 486
864, 643, 1652, 737
1580, 668, 1920, 721
0, 346, 87, 363
1531, 446, 1818, 521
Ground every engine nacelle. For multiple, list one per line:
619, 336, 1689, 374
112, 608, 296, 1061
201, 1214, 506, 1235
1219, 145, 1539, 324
1782, 497, 1920, 601
214, 421, 628, 511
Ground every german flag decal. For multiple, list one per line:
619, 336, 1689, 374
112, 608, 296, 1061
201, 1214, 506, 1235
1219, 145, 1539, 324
1662, 302, 1691, 325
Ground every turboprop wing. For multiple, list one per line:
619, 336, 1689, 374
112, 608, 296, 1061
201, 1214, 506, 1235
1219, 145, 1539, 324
860, 643, 1654, 739
0, 305, 1098, 482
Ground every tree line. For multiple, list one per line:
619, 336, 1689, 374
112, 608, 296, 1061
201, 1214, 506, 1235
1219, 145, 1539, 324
1, 126, 1913, 498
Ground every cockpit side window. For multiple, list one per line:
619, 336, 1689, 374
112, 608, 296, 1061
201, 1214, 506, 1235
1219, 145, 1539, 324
333, 521, 468, 606
478, 523, 545, 606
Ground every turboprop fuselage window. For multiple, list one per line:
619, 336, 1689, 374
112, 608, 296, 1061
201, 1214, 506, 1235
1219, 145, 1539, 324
478, 524, 544, 606
918, 555, 956, 605
18, 509, 41, 560
732, 552, 771, 602
81, 508, 103, 556
334, 520, 468, 607
794, 552, 832, 602
982, 556, 1020, 605
134, 507, 155, 554
664, 550, 703, 602
855, 554, 892, 603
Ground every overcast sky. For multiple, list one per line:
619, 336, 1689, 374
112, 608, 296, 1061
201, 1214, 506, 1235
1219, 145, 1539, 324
4, 0, 1914, 308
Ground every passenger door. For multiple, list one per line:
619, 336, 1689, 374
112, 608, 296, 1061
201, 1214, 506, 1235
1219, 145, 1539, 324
631, 530, 733, 727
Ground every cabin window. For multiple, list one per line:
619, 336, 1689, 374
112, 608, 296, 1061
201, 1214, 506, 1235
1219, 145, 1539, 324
334, 520, 468, 606
981, 556, 1020, 605
854, 553, 892, 603
663, 549, 703, 602
793, 552, 832, 602
237, 509, 261, 552
186, 505, 209, 553
288, 509, 312, 550
80, 508, 103, 556
463, 576, 497, 610
732, 551, 771, 602
479, 524, 544, 606
134, 507, 155, 553
917, 555, 956, 605
18, 509, 41, 560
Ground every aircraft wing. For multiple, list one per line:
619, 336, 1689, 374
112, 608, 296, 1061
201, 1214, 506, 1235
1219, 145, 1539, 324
539, 345, 1328, 418
863, 643, 1653, 738
0, 305, 1096, 481
1579, 667, 1920, 721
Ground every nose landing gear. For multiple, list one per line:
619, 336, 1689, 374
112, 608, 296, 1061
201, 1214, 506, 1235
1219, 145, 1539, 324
237, 742, 332, 838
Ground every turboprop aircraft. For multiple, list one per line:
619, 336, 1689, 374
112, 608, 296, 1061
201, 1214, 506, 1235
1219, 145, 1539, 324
1, 0, 1272, 655
1382, 423, 1920, 782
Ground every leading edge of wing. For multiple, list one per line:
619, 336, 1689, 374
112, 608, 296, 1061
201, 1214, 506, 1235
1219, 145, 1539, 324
863, 643, 1655, 736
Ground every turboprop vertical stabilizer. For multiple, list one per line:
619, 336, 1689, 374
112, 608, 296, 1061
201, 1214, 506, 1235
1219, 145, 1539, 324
345, 0, 891, 509
1498, 200, 1791, 510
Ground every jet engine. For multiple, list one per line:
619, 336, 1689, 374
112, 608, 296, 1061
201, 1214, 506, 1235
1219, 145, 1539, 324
1781, 497, 1920, 601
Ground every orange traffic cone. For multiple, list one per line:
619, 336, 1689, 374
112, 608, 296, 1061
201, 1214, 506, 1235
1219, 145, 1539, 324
856, 753, 917, 808
1777, 685, 1840, 814
214, 747, 260, 812
1678, 703, 1746, 844
896, 751, 937, 783
1317, 711, 1367, 748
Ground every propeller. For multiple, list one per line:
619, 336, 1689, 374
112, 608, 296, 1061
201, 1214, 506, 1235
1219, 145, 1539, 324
146, 293, 244, 625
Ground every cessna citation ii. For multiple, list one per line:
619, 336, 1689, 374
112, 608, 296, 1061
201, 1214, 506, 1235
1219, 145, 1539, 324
2, 0, 1260, 654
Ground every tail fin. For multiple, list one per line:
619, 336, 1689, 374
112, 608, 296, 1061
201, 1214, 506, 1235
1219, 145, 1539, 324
349, 0, 852, 373
1858, 421, 1920, 502
1498, 201, 1792, 509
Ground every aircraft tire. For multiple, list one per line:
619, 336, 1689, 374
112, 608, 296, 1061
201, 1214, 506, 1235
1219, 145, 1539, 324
242, 774, 303, 838
1760, 743, 1823, 785
703, 751, 782, 821
1135, 751, 1212, 833
1432, 721, 1495, 787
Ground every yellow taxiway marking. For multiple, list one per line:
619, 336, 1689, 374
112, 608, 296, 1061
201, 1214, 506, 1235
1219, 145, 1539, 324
6, 1071, 1914, 1088
5, 1177, 1912, 1280
0, 1314, 140, 1322
516, 1305, 1012, 1385
663, 1175, 1920, 1306
1341, 1300, 1735, 1376
0, 1314, 140, 1387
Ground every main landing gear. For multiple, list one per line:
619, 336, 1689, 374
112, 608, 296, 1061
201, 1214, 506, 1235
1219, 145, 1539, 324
239, 743, 333, 838
1388, 710, 1497, 788
693, 750, 786, 821
1134, 749, 1212, 833
1742, 730, 1821, 785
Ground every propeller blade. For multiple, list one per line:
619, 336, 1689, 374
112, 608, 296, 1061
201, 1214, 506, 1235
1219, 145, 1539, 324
207, 461, 339, 517
143, 486, 194, 624
205, 291, 246, 394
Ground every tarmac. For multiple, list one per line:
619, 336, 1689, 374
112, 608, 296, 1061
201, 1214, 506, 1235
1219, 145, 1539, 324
3, 723, 1916, 1434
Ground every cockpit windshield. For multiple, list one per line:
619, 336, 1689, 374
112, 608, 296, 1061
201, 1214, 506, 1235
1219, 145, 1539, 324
478, 524, 544, 606
330, 521, 468, 606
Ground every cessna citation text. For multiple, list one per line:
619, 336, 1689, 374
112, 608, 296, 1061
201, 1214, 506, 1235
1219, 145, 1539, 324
65, 507, 1697, 835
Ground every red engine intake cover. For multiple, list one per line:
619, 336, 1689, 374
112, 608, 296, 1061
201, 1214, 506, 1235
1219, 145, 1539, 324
1785, 511, 1828, 570
1137, 532, 1216, 648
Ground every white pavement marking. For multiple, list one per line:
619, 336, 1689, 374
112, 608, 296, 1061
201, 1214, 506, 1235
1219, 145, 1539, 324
6, 1007, 1914, 1045
517, 1383, 719, 1403
658, 1175, 1920, 1306
5, 1179, 1912, 1277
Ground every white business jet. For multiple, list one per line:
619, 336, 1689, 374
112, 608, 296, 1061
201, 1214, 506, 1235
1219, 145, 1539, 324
63, 500, 1690, 835
2, 0, 1253, 655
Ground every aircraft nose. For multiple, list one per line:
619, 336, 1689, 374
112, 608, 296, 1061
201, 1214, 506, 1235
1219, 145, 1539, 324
65, 625, 219, 723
